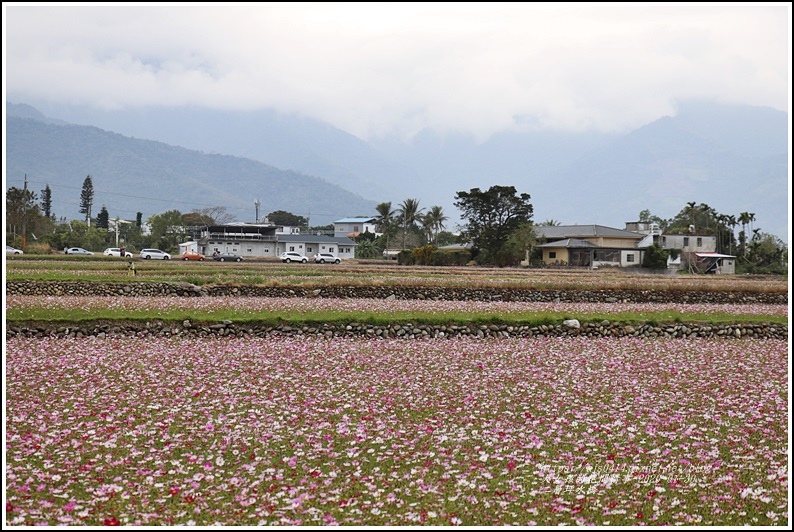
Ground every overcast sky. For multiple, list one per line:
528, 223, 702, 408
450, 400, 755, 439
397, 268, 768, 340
3, 2, 791, 141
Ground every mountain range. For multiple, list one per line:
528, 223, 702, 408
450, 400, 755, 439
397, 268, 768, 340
5, 100, 789, 240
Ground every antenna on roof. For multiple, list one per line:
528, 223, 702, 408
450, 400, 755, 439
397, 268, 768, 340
254, 199, 261, 223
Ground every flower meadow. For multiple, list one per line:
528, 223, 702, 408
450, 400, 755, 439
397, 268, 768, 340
5, 295, 788, 321
5, 335, 788, 526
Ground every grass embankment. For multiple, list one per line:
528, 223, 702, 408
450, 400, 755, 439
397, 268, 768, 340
7, 307, 787, 327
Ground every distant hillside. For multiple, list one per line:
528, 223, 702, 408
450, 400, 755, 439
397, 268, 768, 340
534, 102, 789, 239
7, 100, 789, 241
5, 116, 377, 226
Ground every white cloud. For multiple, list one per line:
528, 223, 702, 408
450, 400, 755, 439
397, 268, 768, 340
4, 2, 790, 140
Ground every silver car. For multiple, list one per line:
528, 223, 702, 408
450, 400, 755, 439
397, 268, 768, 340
140, 248, 171, 260
65, 247, 94, 255
6, 245, 24, 255
314, 253, 341, 264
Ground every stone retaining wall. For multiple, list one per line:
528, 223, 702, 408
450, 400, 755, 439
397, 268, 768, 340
7, 320, 786, 341
5, 280, 788, 304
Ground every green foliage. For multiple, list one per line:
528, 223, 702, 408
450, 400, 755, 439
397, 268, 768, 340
397, 249, 415, 265
411, 245, 436, 265
6, 185, 47, 249
454, 185, 534, 265
43, 220, 108, 251
737, 232, 788, 274
268, 210, 308, 227
495, 223, 537, 267
147, 210, 186, 251
642, 244, 670, 270
354, 238, 380, 259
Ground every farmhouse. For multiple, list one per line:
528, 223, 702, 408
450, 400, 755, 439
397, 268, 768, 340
535, 225, 646, 268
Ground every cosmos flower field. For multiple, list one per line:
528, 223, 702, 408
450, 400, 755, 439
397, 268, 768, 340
5, 332, 789, 525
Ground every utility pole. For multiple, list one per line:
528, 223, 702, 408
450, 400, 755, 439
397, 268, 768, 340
21, 174, 28, 250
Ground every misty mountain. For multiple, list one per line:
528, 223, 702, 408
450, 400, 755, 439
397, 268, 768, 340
5, 115, 377, 226
6, 100, 789, 241
534, 102, 789, 239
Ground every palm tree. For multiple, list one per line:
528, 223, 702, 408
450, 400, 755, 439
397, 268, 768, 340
374, 201, 396, 250
738, 212, 751, 256
425, 205, 448, 245
727, 214, 737, 255
396, 198, 423, 250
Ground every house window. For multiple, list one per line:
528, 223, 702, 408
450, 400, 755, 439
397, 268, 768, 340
626, 254, 635, 263
696, 237, 702, 247
683, 237, 689, 247
329, 247, 335, 253
353, 225, 359, 233
548, 251, 557, 259
289, 246, 295, 252
247, 248, 252, 253
307, 247, 313, 253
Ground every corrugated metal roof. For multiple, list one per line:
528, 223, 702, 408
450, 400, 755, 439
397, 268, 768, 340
535, 224, 644, 239
538, 238, 600, 248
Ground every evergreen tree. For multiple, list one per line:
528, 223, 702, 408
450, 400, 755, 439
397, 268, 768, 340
40, 184, 53, 219
96, 205, 110, 229
79, 175, 94, 226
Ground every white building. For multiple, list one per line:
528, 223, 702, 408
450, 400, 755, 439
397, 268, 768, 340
334, 217, 379, 238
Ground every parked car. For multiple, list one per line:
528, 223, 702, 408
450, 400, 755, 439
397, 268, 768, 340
182, 251, 205, 261
314, 252, 341, 264
65, 247, 94, 255
103, 247, 133, 258
213, 252, 243, 262
140, 249, 171, 260
280, 251, 308, 263
6, 245, 24, 255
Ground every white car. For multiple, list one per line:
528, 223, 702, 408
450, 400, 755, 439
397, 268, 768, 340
6, 245, 24, 255
140, 249, 171, 260
65, 247, 94, 255
280, 251, 308, 263
314, 253, 341, 264
103, 247, 133, 258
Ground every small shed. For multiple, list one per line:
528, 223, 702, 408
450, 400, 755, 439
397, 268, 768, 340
694, 252, 736, 274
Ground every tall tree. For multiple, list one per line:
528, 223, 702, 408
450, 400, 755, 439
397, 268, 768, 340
424, 205, 448, 245
454, 185, 534, 264
96, 206, 110, 229
40, 184, 53, 219
396, 198, 423, 250
79, 175, 94, 226
267, 210, 308, 227
197, 206, 236, 225
147, 210, 186, 251
6, 186, 42, 249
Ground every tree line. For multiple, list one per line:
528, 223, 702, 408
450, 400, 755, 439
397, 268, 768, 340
6, 175, 786, 273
